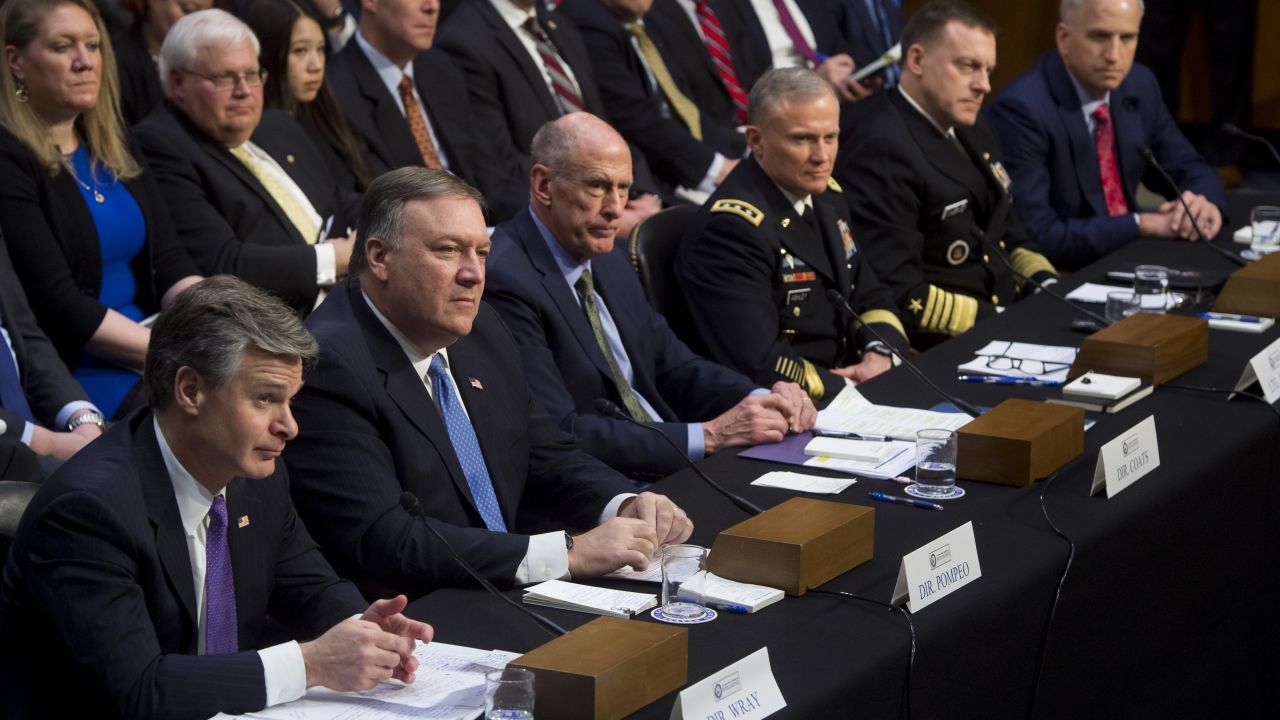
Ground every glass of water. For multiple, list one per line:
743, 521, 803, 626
1251, 205, 1280, 257
913, 428, 958, 498
1132, 265, 1169, 313
659, 544, 708, 619
1105, 290, 1141, 323
485, 667, 535, 720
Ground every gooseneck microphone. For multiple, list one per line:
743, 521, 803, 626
399, 492, 566, 637
979, 233, 1110, 326
593, 398, 763, 516
1222, 123, 1280, 169
1139, 147, 1246, 267
826, 290, 982, 418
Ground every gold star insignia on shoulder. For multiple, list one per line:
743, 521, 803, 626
711, 199, 764, 227
826, 176, 842, 193
908, 298, 924, 315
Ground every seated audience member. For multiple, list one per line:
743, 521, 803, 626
1, 230, 103, 483
836, 0, 1058, 340
486, 113, 816, 480
113, 0, 215, 126
0, 276, 433, 720
285, 167, 693, 598
559, 0, 743, 198
677, 68, 908, 405
985, 0, 1226, 270
241, 0, 374, 201
0, 0, 202, 419
326, 0, 524, 221
228, 0, 360, 50
136, 9, 356, 314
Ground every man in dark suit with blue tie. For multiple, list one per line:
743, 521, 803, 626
985, 0, 1226, 270
284, 167, 693, 600
0, 276, 433, 719
486, 113, 816, 481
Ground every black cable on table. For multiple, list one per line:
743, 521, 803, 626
806, 588, 916, 720
1026, 466, 1077, 719
1158, 383, 1280, 426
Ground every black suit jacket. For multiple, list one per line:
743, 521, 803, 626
836, 0, 902, 72
135, 104, 348, 313
0, 411, 364, 719
327, 40, 524, 221
724, 0, 853, 79
486, 208, 756, 479
0, 127, 199, 367
112, 25, 165, 128
676, 155, 907, 404
644, 0, 755, 127
284, 280, 636, 598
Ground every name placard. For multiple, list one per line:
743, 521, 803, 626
1233, 336, 1280, 404
891, 521, 983, 613
670, 647, 786, 720
1090, 415, 1161, 498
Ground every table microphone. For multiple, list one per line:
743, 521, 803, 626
825, 290, 982, 417
1139, 147, 1246, 267
978, 231, 1111, 326
592, 398, 763, 516
399, 492, 567, 637
1222, 123, 1280, 168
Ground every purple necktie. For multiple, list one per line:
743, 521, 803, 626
205, 495, 238, 654
771, 0, 825, 66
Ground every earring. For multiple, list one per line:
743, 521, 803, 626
14, 79, 28, 103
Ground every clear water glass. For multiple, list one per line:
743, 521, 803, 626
913, 429, 957, 498
659, 544, 708, 619
1105, 290, 1141, 323
1132, 265, 1169, 313
1251, 205, 1280, 257
485, 667, 535, 720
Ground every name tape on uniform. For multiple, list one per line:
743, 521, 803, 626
891, 521, 983, 613
1090, 415, 1161, 498
1233, 336, 1280, 405
670, 647, 786, 720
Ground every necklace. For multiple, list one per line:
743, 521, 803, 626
74, 174, 105, 203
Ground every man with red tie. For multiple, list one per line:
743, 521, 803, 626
986, 0, 1226, 270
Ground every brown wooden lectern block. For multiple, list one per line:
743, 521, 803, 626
956, 398, 1083, 487
508, 616, 687, 720
1214, 252, 1280, 317
1067, 313, 1207, 385
707, 497, 874, 597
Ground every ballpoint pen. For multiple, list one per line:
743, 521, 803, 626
867, 491, 944, 511
957, 375, 1062, 387
675, 598, 750, 614
1195, 312, 1263, 324
812, 429, 891, 442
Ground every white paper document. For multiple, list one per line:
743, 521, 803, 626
801, 441, 915, 480
1065, 282, 1178, 309
957, 340, 1078, 382
522, 579, 657, 617
814, 386, 971, 441
751, 470, 858, 494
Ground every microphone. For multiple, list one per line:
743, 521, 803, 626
399, 492, 566, 637
1222, 123, 1280, 169
1139, 147, 1245, 267
825, 290, 982, 418
592, 398, 764, 516
978, 232, 1110, 326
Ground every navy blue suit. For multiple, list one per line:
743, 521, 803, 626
0, 411, 364, 719
986, 52, 1226, 270
485, 209, 758, 480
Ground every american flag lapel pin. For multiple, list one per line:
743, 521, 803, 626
469, 377, 484, 391
238, 515, 250, 529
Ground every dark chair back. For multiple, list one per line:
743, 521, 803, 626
628, 204, 700, 341
0, 481, 39, 572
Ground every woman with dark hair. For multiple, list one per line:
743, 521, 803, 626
112, 0, 214, 126
0, 0, 202, 418
241, 0, 373, 194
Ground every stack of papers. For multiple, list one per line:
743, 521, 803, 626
957, 340, 1078, 382
1065, 283, 1179, 310
752, 470, 858, 494
814, 386, 972, 441
522, 579, 656, 618
681, 571, 785, 613
803, 437, 897, 463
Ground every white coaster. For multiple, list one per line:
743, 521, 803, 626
651, 607, 718, 624
905, 484, 966, 500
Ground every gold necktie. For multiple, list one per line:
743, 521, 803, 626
229, 145, 319, 244
626, 22, 702, 141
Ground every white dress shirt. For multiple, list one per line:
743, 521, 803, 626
354, 31, 452, 172
747, 0, 819, 69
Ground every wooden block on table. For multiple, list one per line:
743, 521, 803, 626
1214, 252, 1280, 317
957, 398, 1084, 487
1068, 313, 1208, 385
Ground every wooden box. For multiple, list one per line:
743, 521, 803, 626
708, 497, 874, 596
1068, 313, 1208, 385
1214, 252, 1280, 317
956, 398, 1084, 487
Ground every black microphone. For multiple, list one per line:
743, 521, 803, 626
1222, 123, 1280, 169
1139, 147, 1246, 267
826, 290, 982, 418
592, 398, 764, 516
399, 492, 566, 637
979, 233, 1110, 326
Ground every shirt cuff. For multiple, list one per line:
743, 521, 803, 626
686, 423, 705, 460
314, 243, 337, 287
55, 401, 100, 429
259, 641, 307, 706
515, 532, 570, 585
600, 493, 637, 524
20, 421, 34, 446
697, 154, 727, 194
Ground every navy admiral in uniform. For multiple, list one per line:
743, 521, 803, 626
836, 0, 1058, 340
677, 68, 907, 406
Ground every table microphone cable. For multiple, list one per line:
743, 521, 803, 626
981, 233, 1111, 327
1026, 461, 1080, 719
399, 492, 567, 637
805, 588, 916, 720
1139, 147, 1246, 267
1157, 383, 1280, 426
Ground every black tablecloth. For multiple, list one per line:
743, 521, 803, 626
408, 238, 1280, 718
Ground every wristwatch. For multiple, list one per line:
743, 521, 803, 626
563, 531, 574, 551
67, 410, 105, 432
866, 343, 903, 367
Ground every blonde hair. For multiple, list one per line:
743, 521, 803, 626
0, 0, 140, 180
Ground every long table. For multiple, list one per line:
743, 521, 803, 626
408, 237, 1280, 718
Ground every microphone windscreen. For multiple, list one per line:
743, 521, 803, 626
400, 492, 421, 517
594, 398, 622, 417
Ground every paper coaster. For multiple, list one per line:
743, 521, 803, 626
905, 484, 966, 500
650, 607, 718, 624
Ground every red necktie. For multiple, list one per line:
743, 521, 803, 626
1092, 103, 1128, 216
523, 17, 585, 114
399, 74, 442, 169
695, 1, 748, 123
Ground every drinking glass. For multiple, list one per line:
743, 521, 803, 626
1105, 290, 1141, 323
1251, 205, 1280, 257
1132, 265, 1169, 313
485, 667, 535, 720
659, 544, 708, 619
913, 429, 957, 498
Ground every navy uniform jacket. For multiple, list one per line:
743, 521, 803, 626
676, 155, 907, 405
0, 411, 364, 719
284, 280, 637, 599
486, 209, 757, 480
836, 88, 1058, 339
986, 52, 1227, 270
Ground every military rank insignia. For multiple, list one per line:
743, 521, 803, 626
989, 159, 1012, 193
838, 218, 856, 258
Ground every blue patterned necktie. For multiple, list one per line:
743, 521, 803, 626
867, 0, 899, 86
205, 495, 238, 654
428, 355, 507, 532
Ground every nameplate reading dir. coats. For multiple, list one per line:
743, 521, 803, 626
1090, 415, 1161, 498
1233, 335, 1280, 404
892, 521, 983, 613
670, 647, 786, 720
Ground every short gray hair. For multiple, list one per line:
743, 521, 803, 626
158, 8, 260, 82
144, 275, 318, 410
530, 120, 578, 176
746, 68, 836, 126
1060, 0, 1144, 22
350, 167, 486, 276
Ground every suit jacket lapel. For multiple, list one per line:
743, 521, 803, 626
1110, 90, 1144, 205
1045, 54, 1109, 217
225, 476, 261, 646
414, 54, 459, 166
345, 44, 421, 168
744, 159, 834, 281
889, 91, 987, 197
138, 418, 198, 638
488, 2, 560, 119
812, 199, 852, 294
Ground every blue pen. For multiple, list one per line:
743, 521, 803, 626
1196, 312, 1263, 324
675, 598, 750, 614
868, 491, 943, 511
957, 375, 1063, 387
